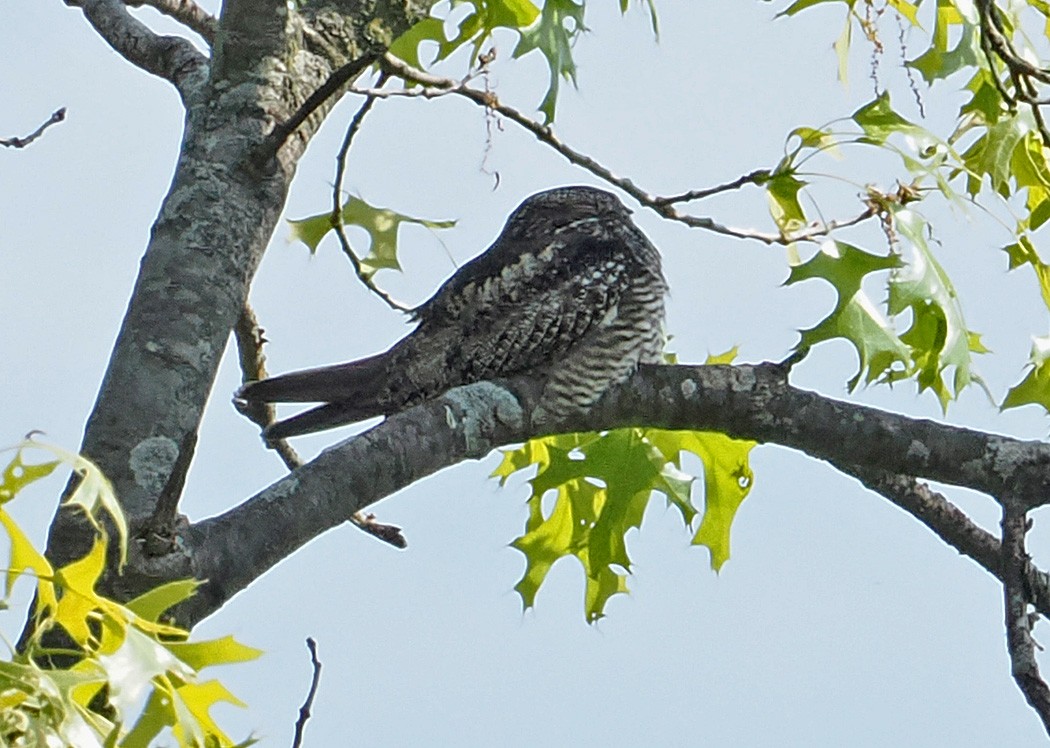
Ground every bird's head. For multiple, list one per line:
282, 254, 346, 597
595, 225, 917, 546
504, 185, 630, 238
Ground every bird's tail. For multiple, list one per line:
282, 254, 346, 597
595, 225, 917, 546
237, 353, 390, 438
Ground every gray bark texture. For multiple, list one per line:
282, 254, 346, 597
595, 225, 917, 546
50, 0, 1050, 649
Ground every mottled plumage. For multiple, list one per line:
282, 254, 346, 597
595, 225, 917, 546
239, 186, 667, 438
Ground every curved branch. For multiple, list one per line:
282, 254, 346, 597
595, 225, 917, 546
251, 54, 378, 168
70, 0, 208, 99
377, 54, 878, 245
839, 464, 1050, 616
125, 0, 216, 43
179, 364, 1050, 625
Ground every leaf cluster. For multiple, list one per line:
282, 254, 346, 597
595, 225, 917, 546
389, 0, 657, 122
774, 0, 1050, 414
0, 441, 259, 748
493, 399, 754, 622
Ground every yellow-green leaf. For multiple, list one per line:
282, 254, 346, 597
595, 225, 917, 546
165, 636, 263, 671
53, 539, 109, 647
125, 579, 201, 623
0, 449, 59, 505
288, 197, 455, 280
1003, 335, 1050, 414
705, 346, 739, 365
0, 509, 57, 613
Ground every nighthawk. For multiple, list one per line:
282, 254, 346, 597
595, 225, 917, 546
238, 185, 667, 438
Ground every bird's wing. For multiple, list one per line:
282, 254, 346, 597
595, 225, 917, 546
414, 235, 636, 383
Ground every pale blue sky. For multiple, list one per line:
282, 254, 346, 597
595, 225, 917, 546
4, 1, 1049, 745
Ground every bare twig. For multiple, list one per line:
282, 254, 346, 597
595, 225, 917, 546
291, 638, 323, 748
125, 0, 216, 42
252, 54, 379, 168
232, 304, 303, 471
1, 109, 66, 148
376, 53, 877, 245
1002, 502, 1050, 735
896, 11, 926, 118
331, 74, 410, 313
653, 170, 771, 205
232, 303, 408, 548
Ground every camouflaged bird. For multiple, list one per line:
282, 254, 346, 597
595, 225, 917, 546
238, 186, 667, 438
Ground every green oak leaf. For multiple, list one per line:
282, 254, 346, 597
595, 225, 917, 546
645, 431, 755, 571
442, 0, 542, 64
287, 197, 455, 279
510, 479, 594, 612
2, 440, 128, 567
767, 172, 807, 233
513, 0, 586, 123
499, 422, 755, 619
1003, 335, 1050, 414
909, 18, 979, 83
387, 17, 448, 69
1012, 131, 1050, 191
960, 68, 1006, 125
390, 1, 540, 67
166, 636, 264, 671
786, 241, 912, 389
885, 0, 920, 25
960, 112, 1030, 197
888, 207, 986, 409
834, 9, 851, 83
705, 346, 739, 365
852, 92, 925, 145
776, 0, 852, 18
1003, 234, 1050, 312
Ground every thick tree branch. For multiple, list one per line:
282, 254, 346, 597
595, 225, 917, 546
69, 0, 208, 98
45, 0, 438, 581
233, 302, 406, 548
125, 0, 216, 43
176, 364, 1050, 625
840, 465, 1050, 615
1002, 502, 1050, 735
210, 0, 290, 83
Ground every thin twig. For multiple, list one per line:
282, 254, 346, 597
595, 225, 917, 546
652, 170, 771, 206
232, 304, 303, 471
252, 54, 379, 168
124, 0, 216, 42
377, 54, 876, 245
232, 303, 408, 548
1, 109, 66, 148
291, 638, 323, 748
896, 11, 926, 118
331, 74, 409, 313
1002, 502, 1050, 736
